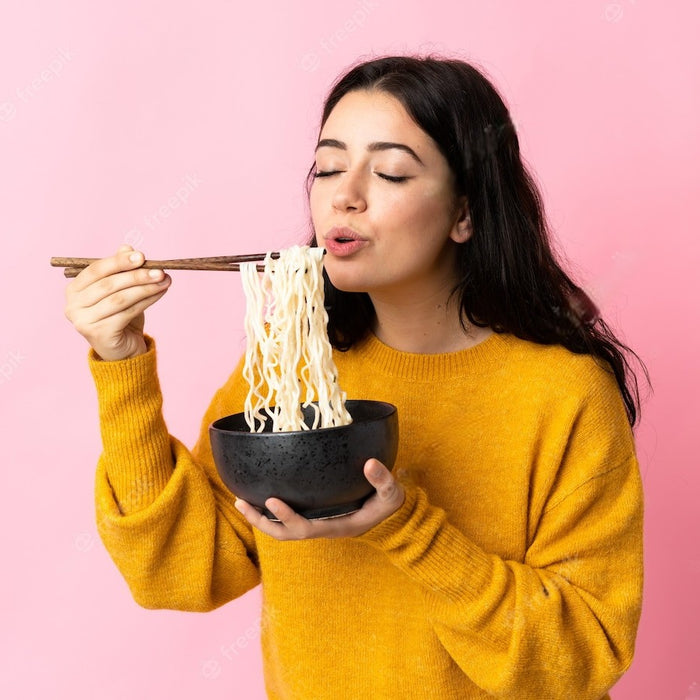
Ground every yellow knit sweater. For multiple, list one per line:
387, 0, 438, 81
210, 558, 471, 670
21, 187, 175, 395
90, 331, 643, 699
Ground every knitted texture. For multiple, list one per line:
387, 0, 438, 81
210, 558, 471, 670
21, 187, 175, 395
90, 332, 643, 699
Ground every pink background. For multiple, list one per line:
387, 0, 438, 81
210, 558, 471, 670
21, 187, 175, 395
1, 1, 698, 698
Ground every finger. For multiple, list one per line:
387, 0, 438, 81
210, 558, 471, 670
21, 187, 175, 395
69, 284, 169, 339
363, 458, 391, 489
264, 498, 312, 530
235, 498, 294, 540
73, 273, 170, 322
69, 249, 146, 293
237, 496, 314, 540
234, 498, 265, 525
80, 284, 170, 330
363, 459, 402, 504
76, 267, 169, 309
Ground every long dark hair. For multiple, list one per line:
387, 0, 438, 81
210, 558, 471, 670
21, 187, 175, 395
305, 55, 648, 427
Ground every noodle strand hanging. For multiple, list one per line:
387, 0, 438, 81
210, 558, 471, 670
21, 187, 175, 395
241, 246, 352, 433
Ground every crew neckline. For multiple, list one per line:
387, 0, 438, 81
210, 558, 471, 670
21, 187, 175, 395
348, 330, 514, 381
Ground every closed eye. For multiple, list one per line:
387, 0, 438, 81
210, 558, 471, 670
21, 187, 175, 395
313, 170, 411, 183
377, 173, 410, 183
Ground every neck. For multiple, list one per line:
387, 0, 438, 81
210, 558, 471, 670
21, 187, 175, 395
370, 287, 492, 354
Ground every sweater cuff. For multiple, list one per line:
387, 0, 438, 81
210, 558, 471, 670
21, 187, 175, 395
88, 334, 156, 367
88, 335, 174, 513
358, 485, 495, 602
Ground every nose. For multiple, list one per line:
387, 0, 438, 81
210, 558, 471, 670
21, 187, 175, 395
331, 170, 367, 212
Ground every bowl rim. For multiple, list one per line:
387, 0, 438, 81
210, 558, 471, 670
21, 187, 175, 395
209, 399, 397, 437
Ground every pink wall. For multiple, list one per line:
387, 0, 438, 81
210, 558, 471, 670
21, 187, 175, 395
1, 1, 697, 697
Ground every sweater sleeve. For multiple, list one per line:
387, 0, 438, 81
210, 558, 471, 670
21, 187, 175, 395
357, 371, 644, 699
92, 336, 260, 611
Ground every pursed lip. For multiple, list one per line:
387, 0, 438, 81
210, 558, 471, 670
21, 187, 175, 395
323, 226, 367, 242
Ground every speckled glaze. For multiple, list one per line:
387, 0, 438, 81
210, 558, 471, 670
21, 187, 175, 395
209, 400, 398, 519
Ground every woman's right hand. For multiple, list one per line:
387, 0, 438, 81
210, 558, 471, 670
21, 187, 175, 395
64, 245, 172, 361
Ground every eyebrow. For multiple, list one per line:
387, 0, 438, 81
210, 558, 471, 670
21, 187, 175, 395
315, 138, 425, 166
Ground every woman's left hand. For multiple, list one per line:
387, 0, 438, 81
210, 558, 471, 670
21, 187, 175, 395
234, 458, 404, 540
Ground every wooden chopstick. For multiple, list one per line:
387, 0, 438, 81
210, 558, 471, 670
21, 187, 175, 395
50, 253, 278, 278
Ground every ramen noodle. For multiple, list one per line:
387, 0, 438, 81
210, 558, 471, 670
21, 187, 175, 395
240, 245, 352, 432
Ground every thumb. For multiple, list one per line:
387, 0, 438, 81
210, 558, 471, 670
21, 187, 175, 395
364, 459, 398, 500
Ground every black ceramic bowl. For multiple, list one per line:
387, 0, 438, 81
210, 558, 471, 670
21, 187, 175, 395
209, 400, 398, 520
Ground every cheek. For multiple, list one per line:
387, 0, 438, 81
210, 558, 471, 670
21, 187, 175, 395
309, 184, 319, 210
422, 184, 459, 222
389, 188, 452, 232
309, 187, 323, 227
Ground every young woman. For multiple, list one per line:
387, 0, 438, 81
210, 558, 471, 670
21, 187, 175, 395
64, 56, 645, 699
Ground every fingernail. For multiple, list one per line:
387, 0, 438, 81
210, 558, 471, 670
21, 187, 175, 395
148, 268, 163, 279
265, 500, 279, 514
368, 460, 382, 478
129, 252, 142, 263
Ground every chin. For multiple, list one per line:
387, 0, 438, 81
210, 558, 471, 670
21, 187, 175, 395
328, 279, 367, 294
325, 270, 369, 295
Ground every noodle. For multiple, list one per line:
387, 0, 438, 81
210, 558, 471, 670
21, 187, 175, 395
240, 245, 352, 433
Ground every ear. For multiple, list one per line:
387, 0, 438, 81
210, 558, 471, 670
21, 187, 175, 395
449, 196, 472, 244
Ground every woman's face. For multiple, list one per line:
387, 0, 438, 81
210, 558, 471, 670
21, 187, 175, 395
309, 89, 470, 302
